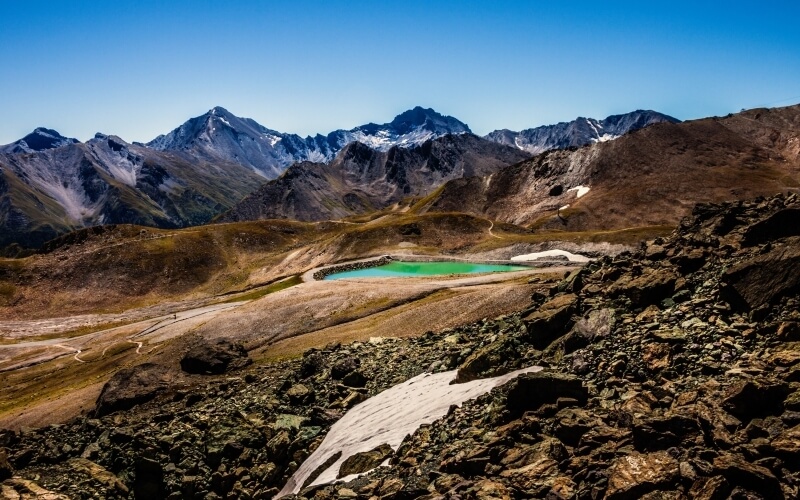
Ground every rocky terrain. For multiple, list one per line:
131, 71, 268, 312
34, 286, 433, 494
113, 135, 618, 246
2, 191, 799, 499
485, 110, 679, 154
423, 104, 800, 232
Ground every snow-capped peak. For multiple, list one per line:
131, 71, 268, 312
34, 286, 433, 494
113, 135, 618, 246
144, 106, 473, 179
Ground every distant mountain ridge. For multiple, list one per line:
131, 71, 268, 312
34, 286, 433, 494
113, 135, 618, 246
0, 105, 679, 252
0, 134, 264, 251
423, 104, 800, 231
485, 110, 679, 154
146, 106, 471, 178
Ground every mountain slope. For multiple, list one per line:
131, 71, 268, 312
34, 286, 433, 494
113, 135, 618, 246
485, 110, 679, 154
147, 106, 471, 178
0, 133, 265, 251
219, 134, 531, 223
423, 104, 800, 231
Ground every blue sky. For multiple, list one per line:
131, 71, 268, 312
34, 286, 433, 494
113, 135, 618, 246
1, 1, 799, 144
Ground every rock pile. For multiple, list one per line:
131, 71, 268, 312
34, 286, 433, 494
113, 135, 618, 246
2, 192, 800, 499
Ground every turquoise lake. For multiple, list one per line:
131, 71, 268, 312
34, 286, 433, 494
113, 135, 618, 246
323, 261, 529, 280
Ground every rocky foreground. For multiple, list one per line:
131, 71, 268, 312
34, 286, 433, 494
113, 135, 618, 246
3, 192, 800, 499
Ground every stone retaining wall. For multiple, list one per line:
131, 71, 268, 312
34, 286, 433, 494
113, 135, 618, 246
313, 256, 394, 280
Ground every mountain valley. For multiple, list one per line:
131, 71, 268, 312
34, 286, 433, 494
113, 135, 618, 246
0, 103, 799, 500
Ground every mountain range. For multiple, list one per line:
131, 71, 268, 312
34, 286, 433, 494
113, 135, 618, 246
218, 105, 800, 232
423, 105, 800, 231
0, 107, 676, 253
218, 134, 531, 223
485, 110, 679, 154
145, 106, 472, 179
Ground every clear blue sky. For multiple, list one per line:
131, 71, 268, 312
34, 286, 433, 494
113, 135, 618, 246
1, 1, 799, 144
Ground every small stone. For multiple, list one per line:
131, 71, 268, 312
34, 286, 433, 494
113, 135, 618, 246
286, 384, 314, 405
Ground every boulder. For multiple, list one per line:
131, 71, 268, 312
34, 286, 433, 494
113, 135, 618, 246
641, 343, 672, 372
0, 478, 69, 499
712, 453, 783, 499
741, 208, 800, 246
558, 308, 615, 353
499, 457, 575, 498
0, 448, 11, 481
720, 237, 800, 311
204, 419, 266, 466
503, 372, 587, 416
342, 370, 367, 388
688, 476, 730, 500
471, 479, 514, 500
133, 456, 165, 499
785, 391, 800, 411
180, 338, 251, 375
633, 413, 701, 451
68, 458, 128, 495
522, 294, 578, 348
286, 384, 314, 405
671, 247, 707, 273
605, 451, 680, 500
608, 268, 678, 307
553, 408, 602, 445
777, 321, 800, 341
499, 437, 569, 469
454, 336, 519, 383
722, 380, 790, 421
330, 357, 360, 380
94, 363, 174, 417
337, 444, 393, 478
771, 424, 800, 456
300, 350, 325, 378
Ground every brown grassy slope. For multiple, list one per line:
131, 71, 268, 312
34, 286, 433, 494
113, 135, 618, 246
0, 212, 522, 319
422, 104, 800, 230
0, 221, 325, 319
0, 203, 673, 323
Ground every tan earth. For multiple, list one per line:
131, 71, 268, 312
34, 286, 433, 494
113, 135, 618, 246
0, 264, 573, 430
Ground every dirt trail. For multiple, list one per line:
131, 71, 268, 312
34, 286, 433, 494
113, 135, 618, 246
0, 302, 246, 373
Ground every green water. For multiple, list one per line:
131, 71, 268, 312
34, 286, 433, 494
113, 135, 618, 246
324, 261, 529, 280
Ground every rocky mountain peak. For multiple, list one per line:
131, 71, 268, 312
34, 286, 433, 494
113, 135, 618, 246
208, 106, 230, 116
387, 106, 471, 135
484, 109, 679, 154
0, 127, 79, 154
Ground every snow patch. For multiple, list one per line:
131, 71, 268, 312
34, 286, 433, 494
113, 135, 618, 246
510, 249, 590, 263
590, 133, 619, 143
278, 366, 542, 497
567, 186, 590, 198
